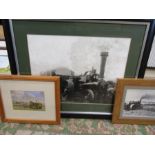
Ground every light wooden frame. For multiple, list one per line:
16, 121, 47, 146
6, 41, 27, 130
112, 78, 155, 125
0, 75, 61, 124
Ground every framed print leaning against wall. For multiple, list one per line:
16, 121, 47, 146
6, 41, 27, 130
0, 20, 18, 74
0, 75, 61, 124
112, 79, 155, 125
9, 20, 151, 118
144, 20, 155, 78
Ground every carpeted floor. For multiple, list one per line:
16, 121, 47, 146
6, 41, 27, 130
0, 118, 155, 135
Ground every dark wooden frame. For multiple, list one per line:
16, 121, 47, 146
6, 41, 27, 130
112, 78, 155, 125
0, 75, 61, 124
6, 19, 154, 119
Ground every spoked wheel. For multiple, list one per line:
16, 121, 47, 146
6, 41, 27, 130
84, 89, 95, 102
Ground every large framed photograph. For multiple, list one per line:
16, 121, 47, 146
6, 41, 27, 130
112, 79, 155, 125
9, 20, 151, 118
0, 75, 60, 124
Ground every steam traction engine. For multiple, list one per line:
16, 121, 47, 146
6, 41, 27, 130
61, 52, 115, 103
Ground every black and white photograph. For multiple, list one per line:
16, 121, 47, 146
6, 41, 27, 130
27, 34, 131, 105
121, 87, 155, 119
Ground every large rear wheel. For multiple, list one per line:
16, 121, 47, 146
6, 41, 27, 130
84, 89, 95, 102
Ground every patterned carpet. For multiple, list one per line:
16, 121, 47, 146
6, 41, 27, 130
0, 118, 155, 135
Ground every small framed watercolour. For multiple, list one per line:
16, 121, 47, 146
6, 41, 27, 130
0, 75, 60, 124
112, 79, 155, 125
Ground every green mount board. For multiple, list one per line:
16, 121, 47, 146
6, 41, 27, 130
12, 20, 148, 114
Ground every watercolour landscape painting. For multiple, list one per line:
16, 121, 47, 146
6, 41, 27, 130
0, 40, 10, 74
10, 90, 45, 111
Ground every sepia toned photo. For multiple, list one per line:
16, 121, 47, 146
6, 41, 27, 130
27, 34, 131, 105
112, 79, 155, 125
10, 90, 45, 111
121, 88, 155, 119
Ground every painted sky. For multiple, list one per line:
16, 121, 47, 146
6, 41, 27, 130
27, 34, 131, 81
11, 90, 45, 103
0, 50, 9, 68
0, 41, 6, 48
0, 50, 8, 56
0, 56, 9, 68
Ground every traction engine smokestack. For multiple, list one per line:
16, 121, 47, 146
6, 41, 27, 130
100, 52, 108, 78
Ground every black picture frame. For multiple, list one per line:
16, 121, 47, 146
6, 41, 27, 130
1, 19, 17, 74
138, 19, 155, 77
7, 19, 154, 119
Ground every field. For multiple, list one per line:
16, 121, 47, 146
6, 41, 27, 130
13, 101, 45, 111
0, 67, 10, 73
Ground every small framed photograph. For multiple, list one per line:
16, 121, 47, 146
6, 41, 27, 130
112, 79, 155, 125
0, 75, 61, 124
